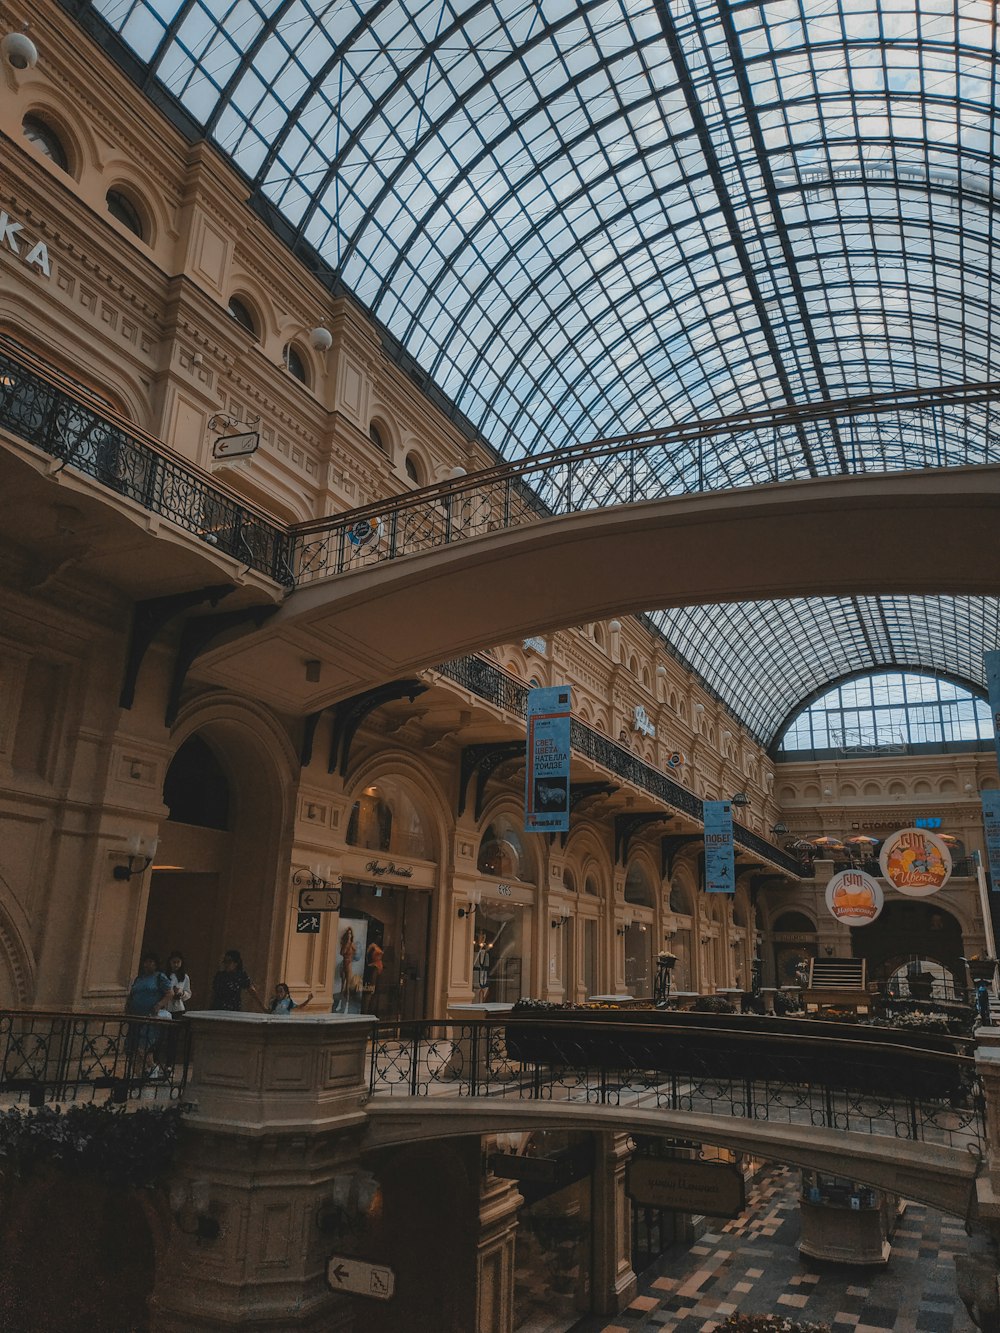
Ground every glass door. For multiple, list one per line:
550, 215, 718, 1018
336, 883, 431, 1021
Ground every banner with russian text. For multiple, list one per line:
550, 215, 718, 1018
982, 791, 1000, 893
985, 650, 1000, 774
704, 800, 735, 893
525, 685, 571, 833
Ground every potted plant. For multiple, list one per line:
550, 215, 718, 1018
906, 967, 934, 1001
964, 955, 999, 984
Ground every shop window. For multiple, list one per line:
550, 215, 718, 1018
478, 818, 531, 881
624, 861, 655, 906
106, 188, 145, 239
582, 918, 598, 995
22, 114, 69, 172
227, 296, 258, 337
624, 921, 651, 997
163, 735, 230, 830
474, 900, 529, 1001
346, 778, 431, 859
283, 343, 308, 384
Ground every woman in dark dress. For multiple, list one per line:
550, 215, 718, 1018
210, 949, 263, 1011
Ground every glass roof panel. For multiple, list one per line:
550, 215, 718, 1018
79, 0, 1000, 739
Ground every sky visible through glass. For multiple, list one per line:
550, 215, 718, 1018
77, 0, 1000, 739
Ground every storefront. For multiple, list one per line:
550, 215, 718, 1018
474, 817, 538, 1002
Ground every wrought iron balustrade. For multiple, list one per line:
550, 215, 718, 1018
0, 338, 294, 586
435, 655, 804, 876
368, 1016, 984, 1156
0, 1009, 190, 1105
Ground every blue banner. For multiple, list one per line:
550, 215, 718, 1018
525, 685, 572, 833
982, 791, 1000, 893
704, 800, 735, 894
985, 650, 1000, 774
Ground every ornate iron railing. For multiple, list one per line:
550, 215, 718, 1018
369, 1017, 984, 1156
289, 377, 1000, 585
435, 655, 805, 877
0, 1010, 191, 1105
0, 338, 294, 586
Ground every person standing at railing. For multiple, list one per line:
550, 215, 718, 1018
125, 952, 172, 1079
164, 951, 192, 1016
210, 949, 264, 1012
268, 982, 313, 1014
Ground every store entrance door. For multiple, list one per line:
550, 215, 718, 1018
336, 883, 431, 1021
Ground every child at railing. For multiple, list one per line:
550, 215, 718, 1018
268, 982, 313, 1014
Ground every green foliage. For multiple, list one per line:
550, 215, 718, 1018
0, 1103, 182, 1188
690, 996, 737, 1014
716, 1315, 832, 1333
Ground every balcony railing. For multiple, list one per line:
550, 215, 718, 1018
0, 1009, 190, 1105
0, 337, 294, 586
436, 655, 805, 878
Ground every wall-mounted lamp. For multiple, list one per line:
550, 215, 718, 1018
615, 925, 627, 937
169, 1178, 220, 1242
308, 326, 333, 352
458, 888, 482, 919
551, 914, 570, 929
113, 834, 159, 881
770, 822, 788, 836
731, 792, 751, 808
457, 904, 476, 919
316, 1170, 379, 1236
825, 946, 835, 956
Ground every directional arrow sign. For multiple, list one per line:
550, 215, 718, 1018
297, 888, 341, 912
295, 912, 321, 934
326, 1254, 395, 1301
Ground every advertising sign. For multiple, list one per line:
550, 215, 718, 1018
825, 869, 884, 926
625, 1158, 745, 1219
985, 650, 1000, 773
704, 800, 735, 894
524, 685, 572, 833
879, 826, 953, 897
982, 791, 1000, 893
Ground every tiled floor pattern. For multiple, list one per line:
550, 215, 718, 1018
571, 1165, 975, 1333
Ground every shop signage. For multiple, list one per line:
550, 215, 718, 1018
525, 685, 572, 833
986, 650, 1000, 774
364, 859, 413, 879
327, 1255, 395, 1301
212, 430, 259, 460
666, 751, 684, 769
497, 883, 513, 896
626, 1158, 745, 1219
879, 827, 952, 897
633, 704, 656, 738
981, 791, 1000, 893
0, 211, 50, 277
825, 869, 884, 926
704, 800, 735, 894
297, 888, 341, 912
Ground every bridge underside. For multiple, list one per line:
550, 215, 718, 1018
364, 1098, 979, 1220
195, 465, 1000, 716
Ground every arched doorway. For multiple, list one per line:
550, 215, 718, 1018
141, 714, 291, 1007
851, 901, 964, 995
771, 911, 818, 988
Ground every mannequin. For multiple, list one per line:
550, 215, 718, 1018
473, 935, 491, 1002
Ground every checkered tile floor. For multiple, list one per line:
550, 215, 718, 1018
571, 1164, 975, 1333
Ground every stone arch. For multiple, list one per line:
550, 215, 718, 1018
888, 780, 907, 796
344, 750, 452, 866
476, 800, 543, 885
863, 781, 882, 796
0, 876, 35, 1006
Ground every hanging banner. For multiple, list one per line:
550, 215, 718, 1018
704, 800, 735, 893
985, 650, 1000, 774
879, 826, 952, 897
524, 685, 572, 833
981, 791, 1000, 893
825, 869, 884, 926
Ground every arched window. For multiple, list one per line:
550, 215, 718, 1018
369, 423, 387, 451
624, 861, 655, 907
668, 883, 691, 914
22, 114, 69, 172
584, 874, 600, 897
346, 778, 431, 859
562, 868, 576, 894
404, 452, 422, 484
228, 296, 258, 337
106, 189, 145, 239
163, 735, 230, 830
478, 817, 532, 881
777, 671, 993, 755
283, 343, 308, 384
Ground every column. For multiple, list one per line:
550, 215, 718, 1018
476, 1171, 523, 1333
591, 1132, 637, 1314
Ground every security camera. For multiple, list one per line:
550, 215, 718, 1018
2, 32, 38, 70
308, 326, 332, 352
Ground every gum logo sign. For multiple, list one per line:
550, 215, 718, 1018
879, 827, 952, 897
825, 869, 883, 926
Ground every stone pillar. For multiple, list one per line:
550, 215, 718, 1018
959, 1031, 1000, 1331
151, 1012, 375, 1331
476, 1171, 523, 1333
591, 1132, 637, 1314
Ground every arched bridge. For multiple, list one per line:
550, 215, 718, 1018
363, 1014, 985, 1219
198, 462, 1000, 715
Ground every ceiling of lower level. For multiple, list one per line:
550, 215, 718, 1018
65, 0, 1000, 741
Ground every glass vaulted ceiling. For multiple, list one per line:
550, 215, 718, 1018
77, 0, 1000, 741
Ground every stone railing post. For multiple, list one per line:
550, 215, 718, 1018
151, 1012, 375, 1332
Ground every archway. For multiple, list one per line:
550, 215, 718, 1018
851, 901, 965, 995
141, 710, 293, 1007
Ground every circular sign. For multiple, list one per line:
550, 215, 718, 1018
879, 827, 952, 897
347, 517, 381, 551
825, 869, 884, 926
666, 751, 684, 769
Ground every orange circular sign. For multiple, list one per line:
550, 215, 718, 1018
825, 870, 884, 926
878, 827, 952, 897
